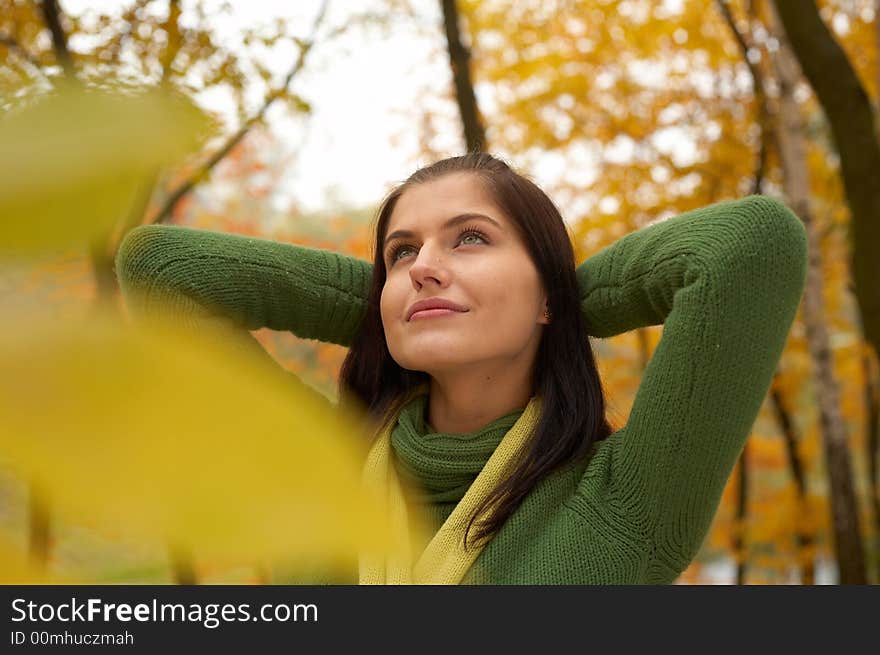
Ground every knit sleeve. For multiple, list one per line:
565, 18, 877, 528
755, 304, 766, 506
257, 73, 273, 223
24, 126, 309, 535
114, 224, 373, 408
574, 196, 808, 579
114, 224, 372, 346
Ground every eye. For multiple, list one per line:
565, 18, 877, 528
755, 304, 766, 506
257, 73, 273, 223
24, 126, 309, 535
387, 243, 416, 265
457, 227, 488, 246
386, 225, 490, 267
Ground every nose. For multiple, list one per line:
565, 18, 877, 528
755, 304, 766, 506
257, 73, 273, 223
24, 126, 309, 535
408, 241, 450, 289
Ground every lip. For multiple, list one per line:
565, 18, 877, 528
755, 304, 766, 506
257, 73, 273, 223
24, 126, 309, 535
406, 297, 468, 322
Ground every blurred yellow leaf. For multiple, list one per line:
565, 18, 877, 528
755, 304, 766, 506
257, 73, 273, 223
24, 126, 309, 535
0, 83, 208, 253
0, 536, 69, 584
0, 307, 393, 575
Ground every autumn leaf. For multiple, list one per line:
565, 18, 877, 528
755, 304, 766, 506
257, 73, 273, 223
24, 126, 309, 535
0, 307, 401, 579
0, 83, 208, 254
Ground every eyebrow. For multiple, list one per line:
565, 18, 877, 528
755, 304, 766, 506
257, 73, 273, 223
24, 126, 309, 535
383, 213, 502, 251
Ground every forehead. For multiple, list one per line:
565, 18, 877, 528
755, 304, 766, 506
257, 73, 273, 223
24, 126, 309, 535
386, 172, 510, 232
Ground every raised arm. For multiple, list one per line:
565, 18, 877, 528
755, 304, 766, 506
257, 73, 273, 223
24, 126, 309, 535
114, 224, 373, 408
574, 196, 808, 580
115, 224, 372, 345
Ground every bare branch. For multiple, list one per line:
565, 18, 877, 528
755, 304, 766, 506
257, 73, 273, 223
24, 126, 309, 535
160, 0, 182, 85
715, 0, 769, 195
149, 0, 331, 224
39, 0, 76, 79
440, 0, 486, 153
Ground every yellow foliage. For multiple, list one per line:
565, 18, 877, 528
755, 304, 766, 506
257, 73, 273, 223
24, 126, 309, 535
0, 537, 71, 585
0, 83, 209, 254
0, 308, 396, 582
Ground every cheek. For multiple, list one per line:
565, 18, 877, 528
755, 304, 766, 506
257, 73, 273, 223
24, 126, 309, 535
379, 277, 402, 327
478, 262, 542, 312
379, 286, 392, 327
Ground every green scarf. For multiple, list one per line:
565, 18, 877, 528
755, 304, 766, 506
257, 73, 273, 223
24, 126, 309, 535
358, 389, 541, 584
392, 393, 523, 503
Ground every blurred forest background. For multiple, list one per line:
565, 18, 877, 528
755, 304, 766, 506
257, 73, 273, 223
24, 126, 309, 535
1, 0, 879, 584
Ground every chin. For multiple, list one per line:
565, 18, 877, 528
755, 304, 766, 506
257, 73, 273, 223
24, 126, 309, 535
397, 356, 469, 373
392, 346, 473, 373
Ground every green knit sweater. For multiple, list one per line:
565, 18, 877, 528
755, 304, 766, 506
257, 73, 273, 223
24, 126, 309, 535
114, 196, 808, 584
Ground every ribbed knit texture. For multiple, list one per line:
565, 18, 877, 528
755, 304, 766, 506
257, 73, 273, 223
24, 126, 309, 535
114, 224, 372, 406
115, 195, 808, 584
360, 392, 543, 584
392, 393, 523, 504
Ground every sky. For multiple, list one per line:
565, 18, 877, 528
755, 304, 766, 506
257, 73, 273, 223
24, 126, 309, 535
196, 0, 602, 217
209, 0, 453, 212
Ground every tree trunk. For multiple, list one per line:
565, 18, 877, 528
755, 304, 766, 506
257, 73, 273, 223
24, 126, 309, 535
769, 382, 815, 584
38, 0, 122, 311
876, 0, 880, 128
683, 4, 820, 583
40, 0, 74, 79
168, 545, 197, 585
768, 5, 868, 583
863, 341, 880, 579
733, 446, 749, 584
440, 0, 486, 153
771, 0, 880, 369
28, 482, 50, 571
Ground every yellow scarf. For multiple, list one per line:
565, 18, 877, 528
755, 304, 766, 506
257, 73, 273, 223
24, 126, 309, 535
358, 390, 542, 584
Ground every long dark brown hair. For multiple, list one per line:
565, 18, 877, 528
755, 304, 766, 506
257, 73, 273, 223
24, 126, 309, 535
338, 152, 613, 546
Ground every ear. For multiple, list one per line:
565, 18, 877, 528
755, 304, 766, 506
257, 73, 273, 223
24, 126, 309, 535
539, 297, 551, 325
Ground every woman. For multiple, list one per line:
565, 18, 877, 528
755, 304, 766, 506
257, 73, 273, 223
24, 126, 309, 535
115, 153, 808, 584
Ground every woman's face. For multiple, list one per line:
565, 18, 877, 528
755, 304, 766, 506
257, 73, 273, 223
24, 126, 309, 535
380, 172, 548, 375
